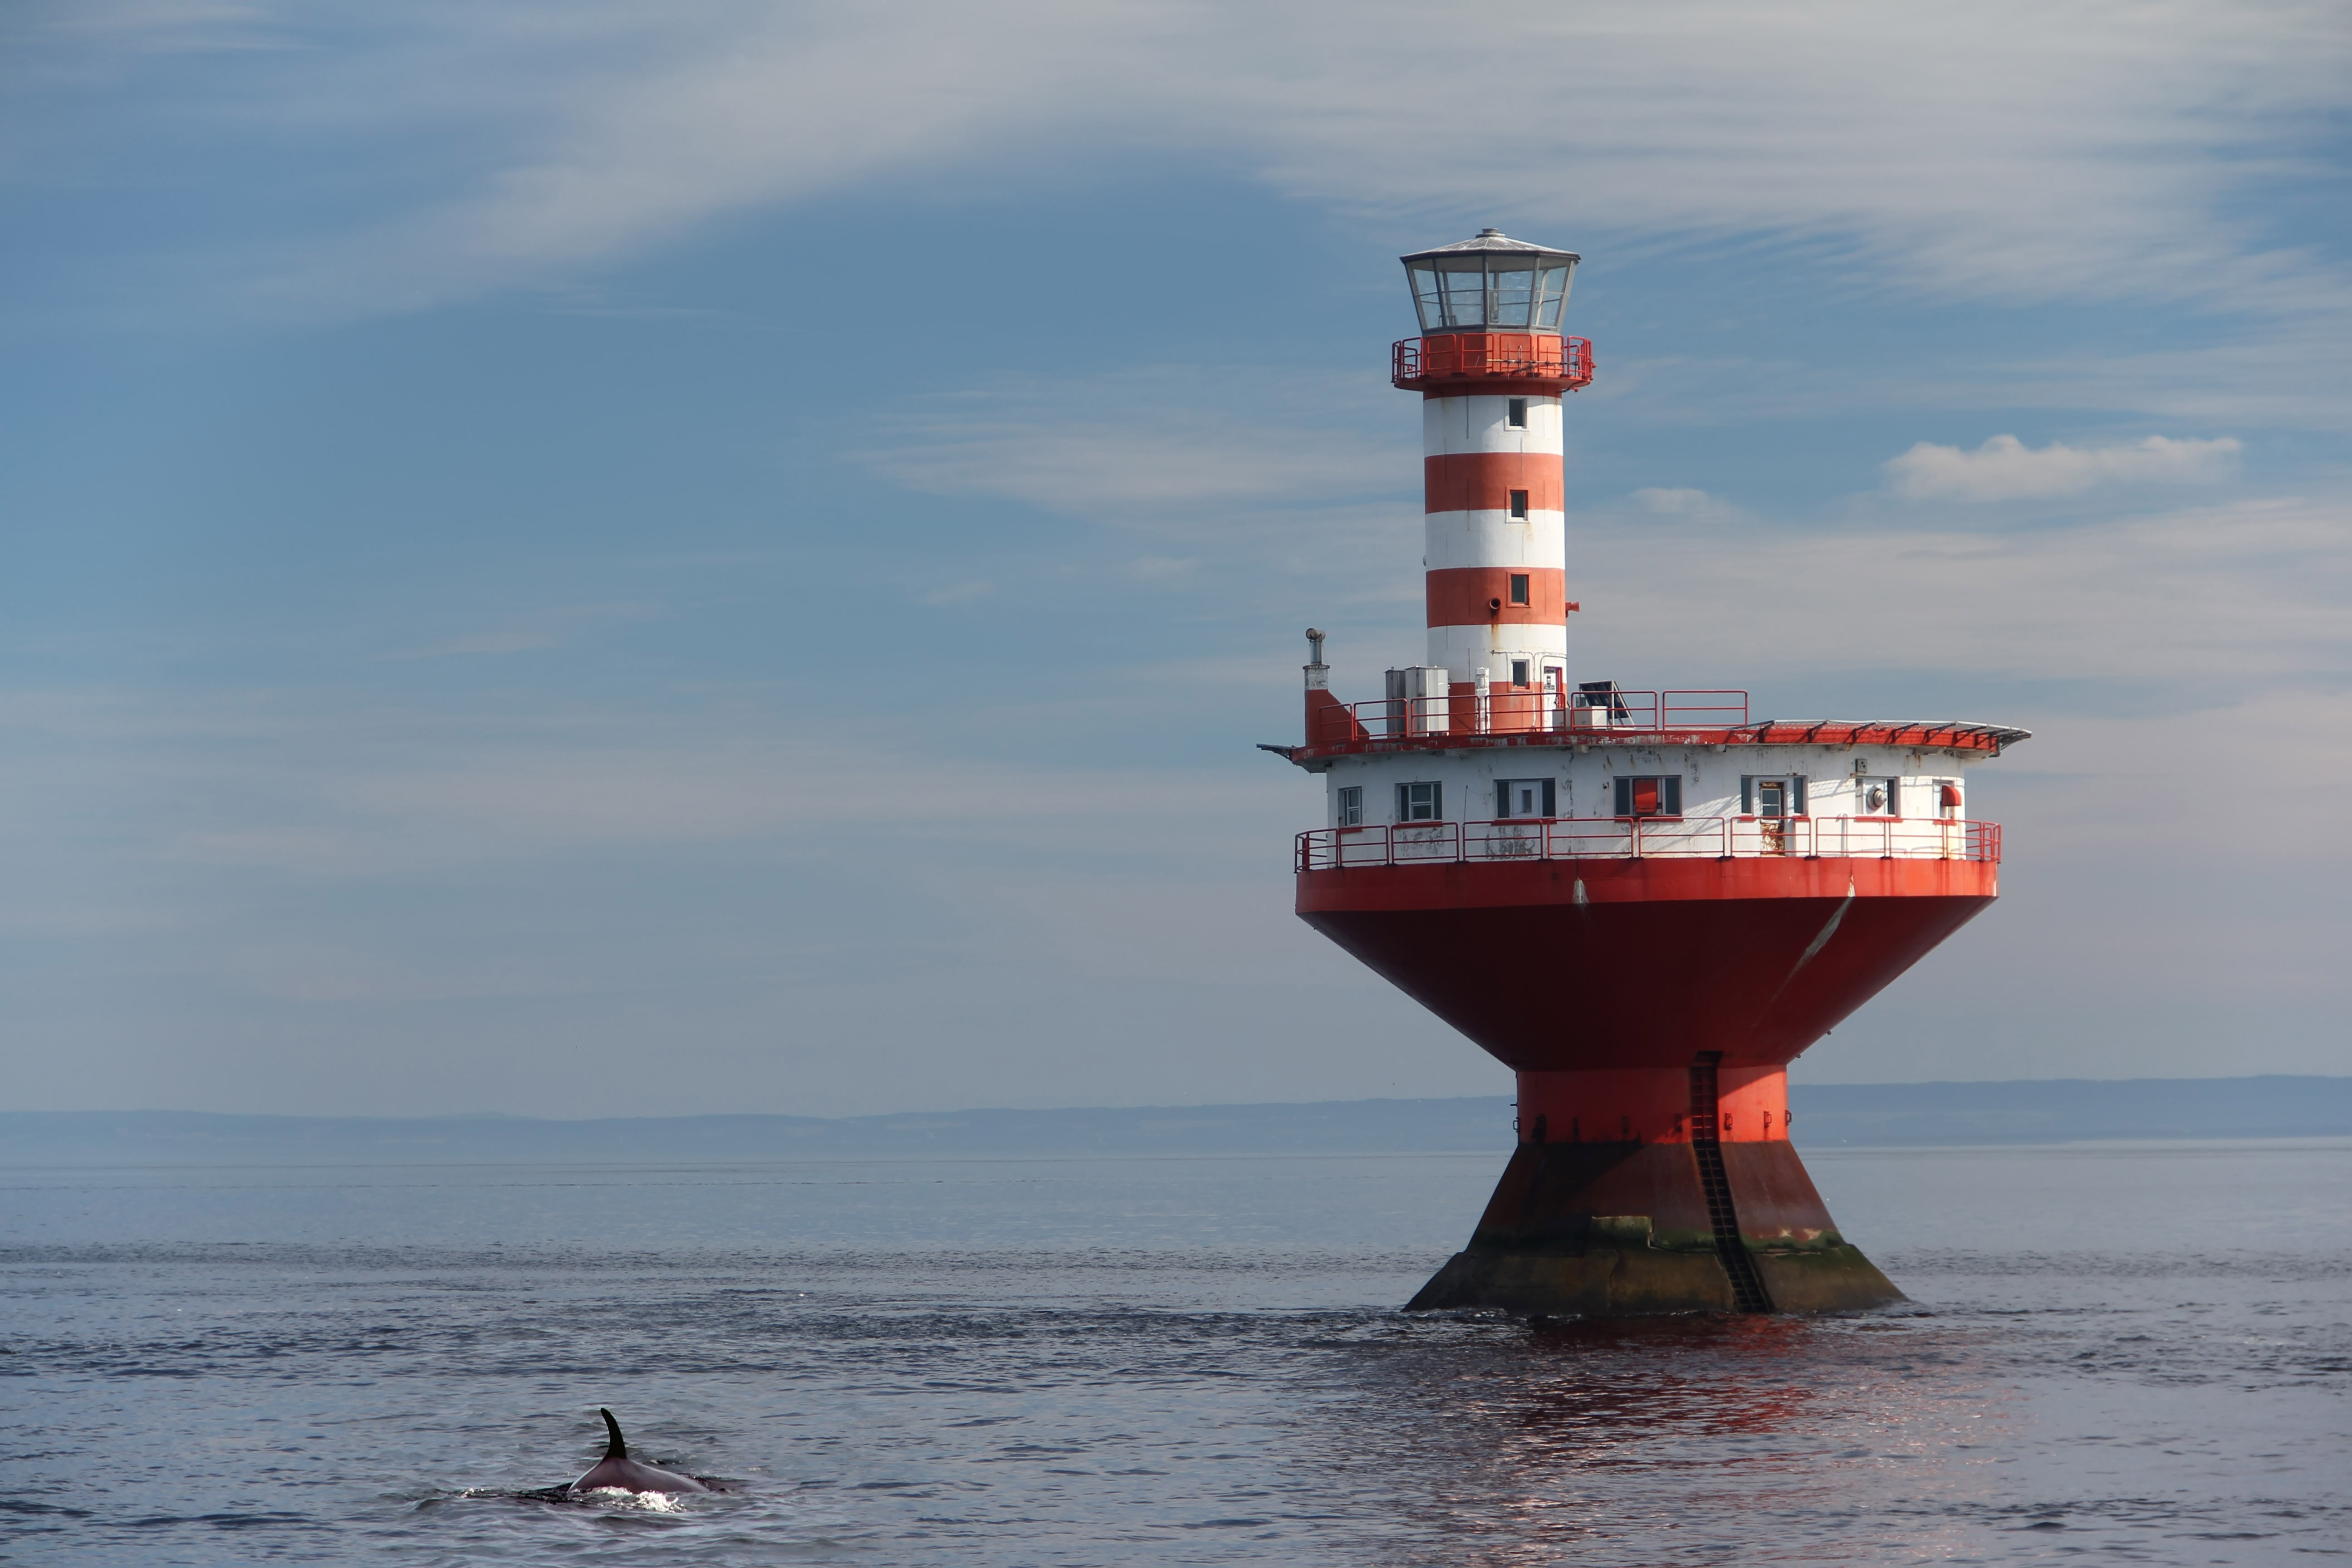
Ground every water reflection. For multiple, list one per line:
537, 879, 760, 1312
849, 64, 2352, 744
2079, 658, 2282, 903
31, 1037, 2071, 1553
1295, 1311, 2013, 1563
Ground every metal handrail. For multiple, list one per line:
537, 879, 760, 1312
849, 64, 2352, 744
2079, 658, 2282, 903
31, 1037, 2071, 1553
1297, 815, 2000, 872
1394, 334, 1595, 389
1309, 689, 1748, 747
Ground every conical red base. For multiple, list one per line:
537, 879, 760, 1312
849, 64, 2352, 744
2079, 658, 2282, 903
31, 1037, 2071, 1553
1292, 854, 1986, 1313
1407, 1065, 1902, 1317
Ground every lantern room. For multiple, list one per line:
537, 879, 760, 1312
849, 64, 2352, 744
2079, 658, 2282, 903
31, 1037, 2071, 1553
1402, 229, 1579, 334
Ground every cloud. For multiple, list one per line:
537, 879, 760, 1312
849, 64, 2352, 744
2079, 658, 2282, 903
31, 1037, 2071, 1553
1884, 434, 2243, 501
0, 691, 1299, 882
863, 368, 1401, 515
37, 1, 2346, 322
920, 580, 995, 606
877, 419, 1374, 511
1632, 487, 1715, 517
1574, 493, 2350, 691
385, 629, 558, 659
378, 603, 660, 661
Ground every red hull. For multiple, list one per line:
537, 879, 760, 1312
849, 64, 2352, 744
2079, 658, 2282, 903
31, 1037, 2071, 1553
1297, 856, 1995, 1072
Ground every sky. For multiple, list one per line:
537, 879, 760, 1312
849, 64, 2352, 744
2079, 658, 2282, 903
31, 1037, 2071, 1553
3, 0, 2348, 1119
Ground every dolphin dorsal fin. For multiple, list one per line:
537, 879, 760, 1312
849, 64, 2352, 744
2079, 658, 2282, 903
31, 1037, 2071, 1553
599, 1408, 627, 1460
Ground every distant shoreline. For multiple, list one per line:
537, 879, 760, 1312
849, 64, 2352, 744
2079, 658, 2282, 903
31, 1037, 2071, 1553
3, 1076, 2347, 1166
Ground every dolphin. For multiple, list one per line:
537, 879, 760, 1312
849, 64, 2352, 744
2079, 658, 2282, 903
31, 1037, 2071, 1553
567, 1409, 712, 1495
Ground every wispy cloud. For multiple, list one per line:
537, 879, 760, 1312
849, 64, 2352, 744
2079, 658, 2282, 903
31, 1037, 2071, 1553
0, 692, 1296, 881
920, 579, 995, 606
1885, 434, 2243, 501
33, 2, 2347, 323
386, 629, 558, 659
863, 368, 1401, 515
1576, 492, 2349, 690
378, 602, 659, 661
1632, 486, 1737, 519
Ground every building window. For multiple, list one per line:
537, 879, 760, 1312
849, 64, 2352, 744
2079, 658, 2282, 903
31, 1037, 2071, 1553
1508, 489, 1530, 520
1510, 658, 1531, 686
1397, 781, 1444, 822
1614, 775, 1682, 818
1856, 777, 1901, 816
1508, 573, 1530, 606
1506, 397, 1528, 429
1336, 786, 1363, 827
1740, 775, 1808, 817
1498, 779, 1555, 819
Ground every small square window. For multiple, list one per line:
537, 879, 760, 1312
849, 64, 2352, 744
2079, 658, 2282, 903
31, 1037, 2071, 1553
1506, 398, 1528, 429
1740, 774, 1808, 817
1396, 781, 1443, 822
1508, 490, 1530, 520
1498, 778, 1555, 818
1508, 573, 1530, 606
1336, 785, 1363, 827
1510, 658, 1530, 686
1855, 777, 1901, 816
1613, 775, 1683, 818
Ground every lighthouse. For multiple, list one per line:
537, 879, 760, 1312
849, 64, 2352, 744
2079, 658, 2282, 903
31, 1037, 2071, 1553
1278, 230, 2028, 1316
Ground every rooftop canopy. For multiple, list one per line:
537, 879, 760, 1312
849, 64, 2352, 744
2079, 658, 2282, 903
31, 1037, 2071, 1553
1401, 229, 1581, 335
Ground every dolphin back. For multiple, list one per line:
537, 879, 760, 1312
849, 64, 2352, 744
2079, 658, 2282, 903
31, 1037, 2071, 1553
569, 1410, 710, 1495
570, 1455, 711, 1495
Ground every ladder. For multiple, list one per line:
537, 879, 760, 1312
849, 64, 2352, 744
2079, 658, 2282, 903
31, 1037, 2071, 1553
1690, 1054, 1773, 1314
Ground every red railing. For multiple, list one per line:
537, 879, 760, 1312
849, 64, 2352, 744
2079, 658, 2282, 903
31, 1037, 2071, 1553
1296, 816, 2001, 871
1394, 334, 1594, 390
1308, 689, 1748, 749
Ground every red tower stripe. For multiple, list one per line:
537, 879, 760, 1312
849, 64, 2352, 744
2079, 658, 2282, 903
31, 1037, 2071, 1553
1424, 453, 1563, 514
1425, 567, 1568, 627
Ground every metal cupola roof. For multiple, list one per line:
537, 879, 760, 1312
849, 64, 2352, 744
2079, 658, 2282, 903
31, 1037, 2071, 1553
1401, 227, 1580, 263
1398, 229, 1585, 343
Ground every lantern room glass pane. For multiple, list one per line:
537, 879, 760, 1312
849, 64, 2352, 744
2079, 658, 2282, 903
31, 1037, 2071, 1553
1491, 265, 1534, 326
1438, 261, 1488, 328
1534, 265, 1570, 328
1408, 263, 1445, 332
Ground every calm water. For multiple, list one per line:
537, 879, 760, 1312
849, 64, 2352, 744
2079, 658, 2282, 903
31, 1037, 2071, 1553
4, 1142, 2347, 1565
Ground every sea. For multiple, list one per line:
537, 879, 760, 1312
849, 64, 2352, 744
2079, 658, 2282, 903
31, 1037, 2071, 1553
4, 1138, 2347, 1565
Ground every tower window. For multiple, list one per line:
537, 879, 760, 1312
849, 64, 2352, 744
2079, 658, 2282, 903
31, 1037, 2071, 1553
1336, 785, 1363, 827
1613, 775, 1682, 818
1508, 490, 1530, 520
1506, 398, 1528, 429
1510, 658, 1530, 686
1396, 781, 1444, 822
1508, 573, 1530, 606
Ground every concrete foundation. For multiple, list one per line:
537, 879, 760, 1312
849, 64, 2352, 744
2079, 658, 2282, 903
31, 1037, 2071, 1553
1406, 1138, 1903, 1317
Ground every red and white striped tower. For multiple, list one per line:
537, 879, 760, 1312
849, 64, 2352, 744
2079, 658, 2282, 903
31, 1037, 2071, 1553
1398, 230, 1591, 734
